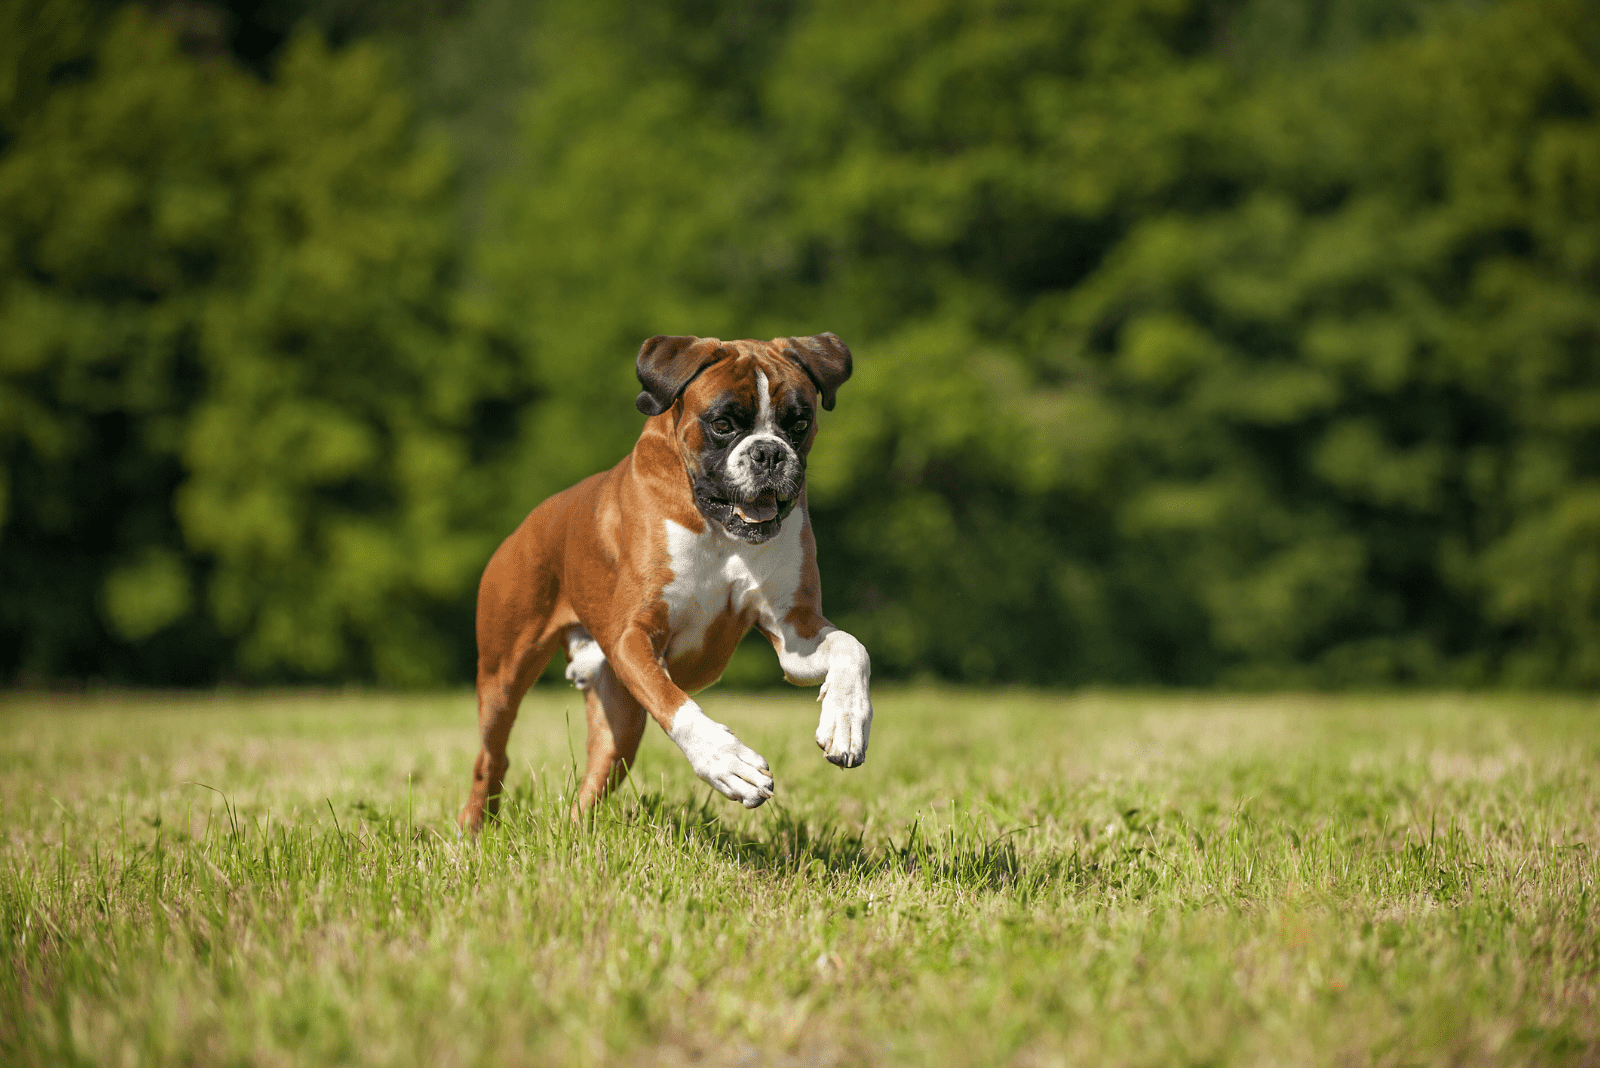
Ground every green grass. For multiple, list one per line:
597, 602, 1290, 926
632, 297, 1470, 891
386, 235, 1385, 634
2, 688, 1597, 1066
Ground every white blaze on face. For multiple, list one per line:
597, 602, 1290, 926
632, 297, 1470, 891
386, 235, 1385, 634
753, 369, 774, 433
726, 367, 797, 521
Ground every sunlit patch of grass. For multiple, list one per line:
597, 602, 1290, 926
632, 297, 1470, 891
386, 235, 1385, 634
1, 688, 1597, 1065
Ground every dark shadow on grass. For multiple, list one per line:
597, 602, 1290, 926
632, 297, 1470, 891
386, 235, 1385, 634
485, 780, 1211, 901
584, 789, 1145, 900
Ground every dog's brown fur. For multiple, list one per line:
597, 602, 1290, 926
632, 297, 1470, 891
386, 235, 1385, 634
462, 336, 846, 830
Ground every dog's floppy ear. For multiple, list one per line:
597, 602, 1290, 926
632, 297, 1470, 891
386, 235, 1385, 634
783, 333, 853, 411
635, 335, 723, 416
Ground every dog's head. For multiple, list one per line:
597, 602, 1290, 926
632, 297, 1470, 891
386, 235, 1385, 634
635, 333, 852, 544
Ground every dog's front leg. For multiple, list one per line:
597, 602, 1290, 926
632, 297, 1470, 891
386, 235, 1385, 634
764, 616, 872, 768
607, 626, 775, 808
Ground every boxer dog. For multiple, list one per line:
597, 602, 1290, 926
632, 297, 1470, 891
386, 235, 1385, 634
460, 333, 873, 831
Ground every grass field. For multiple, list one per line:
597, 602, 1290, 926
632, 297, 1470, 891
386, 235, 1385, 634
2, 687, 1597, 1066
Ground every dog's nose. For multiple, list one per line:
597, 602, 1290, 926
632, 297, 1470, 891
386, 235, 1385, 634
748, 439, 785, 472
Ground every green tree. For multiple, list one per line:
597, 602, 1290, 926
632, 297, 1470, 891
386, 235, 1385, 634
0, 3, 519, 683
1, 0, 219, 680
7, 0, 1594, 688
481, 0, 1598, 686
1056, 0, 1600, 683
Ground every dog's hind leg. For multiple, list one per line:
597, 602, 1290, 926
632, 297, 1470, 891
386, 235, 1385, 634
569, 631, 647, 818
462, 631, 555, 833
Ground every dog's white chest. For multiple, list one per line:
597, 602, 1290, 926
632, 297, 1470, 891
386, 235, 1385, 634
660, 514, 802, 660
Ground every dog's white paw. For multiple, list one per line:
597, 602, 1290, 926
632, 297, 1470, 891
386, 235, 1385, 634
669, 702, 774, 808
815, 671, 872, 768
564, 629, 606, 691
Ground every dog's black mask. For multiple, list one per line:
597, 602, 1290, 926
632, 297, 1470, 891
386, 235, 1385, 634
635, 334, 851, 544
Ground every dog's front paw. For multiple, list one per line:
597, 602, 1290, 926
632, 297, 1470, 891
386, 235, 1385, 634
815, 673, 872, 768
669, 702, 774, 808
694, 739, 775, 809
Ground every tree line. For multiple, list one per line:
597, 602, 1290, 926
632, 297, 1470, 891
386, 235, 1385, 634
2, 0, 1597, 688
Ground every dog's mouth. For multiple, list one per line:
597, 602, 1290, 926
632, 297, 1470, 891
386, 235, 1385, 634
731, 491, 783, 525
693, 474, 802, 543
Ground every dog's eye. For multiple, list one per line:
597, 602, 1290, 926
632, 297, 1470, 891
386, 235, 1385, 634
710, 417, 735, 436
789, 418, 810, 438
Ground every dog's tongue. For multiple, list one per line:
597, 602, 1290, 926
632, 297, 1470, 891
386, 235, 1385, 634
733, 493, 779, 524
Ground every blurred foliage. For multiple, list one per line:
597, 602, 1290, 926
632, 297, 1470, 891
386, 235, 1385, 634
1, 0, 1596, 687
0, 0, 519, 683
